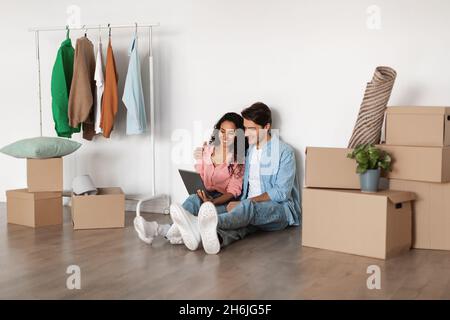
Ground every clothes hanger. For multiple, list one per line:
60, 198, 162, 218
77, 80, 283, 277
135, 22, 138, 38
82, 24, 88, 37
98, 24, 101, 44
108, 23, 111, 39
65, 25, 70, 39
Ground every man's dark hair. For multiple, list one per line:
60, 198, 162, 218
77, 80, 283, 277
241, 102, 272, 127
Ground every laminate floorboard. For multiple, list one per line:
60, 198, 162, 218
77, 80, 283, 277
1, 204, 449, 299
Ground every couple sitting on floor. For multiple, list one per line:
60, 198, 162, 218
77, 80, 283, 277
134, 102, 301, 254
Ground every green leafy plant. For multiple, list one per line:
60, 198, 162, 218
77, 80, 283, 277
347, 144, 392, 174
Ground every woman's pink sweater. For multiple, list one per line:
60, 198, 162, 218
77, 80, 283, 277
194, 145, 244, 198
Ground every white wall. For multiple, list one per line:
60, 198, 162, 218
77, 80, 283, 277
1, 0, 450, 204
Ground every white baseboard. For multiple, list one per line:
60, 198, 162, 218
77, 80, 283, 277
125, 195, 171, 214
2, 195, 171, 215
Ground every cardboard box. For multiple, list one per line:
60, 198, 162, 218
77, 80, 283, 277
71, 187, 125, 230
27, 158, 63, 192
302, 188, 415, 259
305, 147, 360, 189
389, 179, 450, 250
6, 189, 62, 227
378, 144, 450, 183
386, 107, 450, 147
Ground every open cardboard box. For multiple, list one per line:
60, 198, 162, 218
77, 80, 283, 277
71, 187, 125, 230
302, 188, 416, 260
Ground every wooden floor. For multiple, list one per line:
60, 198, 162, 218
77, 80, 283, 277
1, 204, 450, 299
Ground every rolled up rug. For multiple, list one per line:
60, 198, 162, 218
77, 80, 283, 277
348, 66, 397, 148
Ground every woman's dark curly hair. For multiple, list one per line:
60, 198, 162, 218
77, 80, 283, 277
209, 112, 248, 176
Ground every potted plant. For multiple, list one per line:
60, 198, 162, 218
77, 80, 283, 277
347, 144, 392, 193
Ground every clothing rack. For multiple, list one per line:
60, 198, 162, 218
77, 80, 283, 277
28, 23, 168, 215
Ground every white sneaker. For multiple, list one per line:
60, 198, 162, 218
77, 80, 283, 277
169, 237, 184, 245
158, 224, 172, 237
198, 202, 221, 255
134, 216, 158, 245
169, 204, 201, 251
165, 223, 184, 245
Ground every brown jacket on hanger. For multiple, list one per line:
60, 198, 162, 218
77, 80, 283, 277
68, 37, 96, 140
100, 38, 118, 138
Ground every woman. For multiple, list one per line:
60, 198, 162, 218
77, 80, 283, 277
134, 112, 248, 245
186, 112, 247, 213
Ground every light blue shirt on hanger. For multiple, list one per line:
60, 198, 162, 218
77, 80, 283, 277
123, 35, 147, 135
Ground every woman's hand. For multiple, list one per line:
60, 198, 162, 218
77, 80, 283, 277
193, 142, 207, 160
226, 201, 240, 212
197, 189, 213, 203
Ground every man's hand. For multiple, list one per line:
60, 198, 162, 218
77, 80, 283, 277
226, 201, 240, 212
193, 142, 207, 160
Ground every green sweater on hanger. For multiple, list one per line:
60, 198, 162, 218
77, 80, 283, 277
51, 37, 81, 138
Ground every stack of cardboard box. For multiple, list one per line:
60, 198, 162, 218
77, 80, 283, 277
6, 158, 63, 227
6, 158, 126, 230
302, 147, 416, 259
379, 107, 450, 251
302, 106, 450, 258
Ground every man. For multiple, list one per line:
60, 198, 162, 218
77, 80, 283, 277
170, 102, 301, 254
